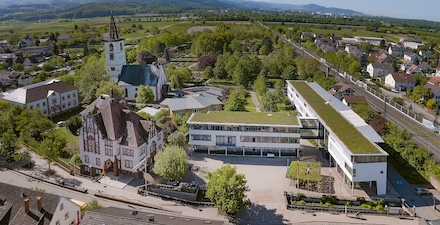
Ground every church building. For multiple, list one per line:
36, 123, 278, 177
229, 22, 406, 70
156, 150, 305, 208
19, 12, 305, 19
104, 16, 168, 102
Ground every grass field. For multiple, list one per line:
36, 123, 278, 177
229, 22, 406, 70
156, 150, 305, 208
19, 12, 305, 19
245, 95, 256, 112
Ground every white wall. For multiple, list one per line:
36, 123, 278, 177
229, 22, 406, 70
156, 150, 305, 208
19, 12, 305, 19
50, 197, 81, 225
353, 162, 387, 195
121, 85, 158, 102
105, 40, 126, 82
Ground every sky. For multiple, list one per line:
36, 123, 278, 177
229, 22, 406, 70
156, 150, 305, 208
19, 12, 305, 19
250, 0, 440, 22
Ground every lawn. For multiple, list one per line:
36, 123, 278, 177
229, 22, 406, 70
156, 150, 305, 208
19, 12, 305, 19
289, 81, 382, 154
189, 111, 299, 126
245, 95, 256, 112
52, 126, 78, 144
286, 161, 322, 182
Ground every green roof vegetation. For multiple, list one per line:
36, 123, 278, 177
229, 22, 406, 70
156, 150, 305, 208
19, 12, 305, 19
289, 81, 381, 154
189, 111, 299, 126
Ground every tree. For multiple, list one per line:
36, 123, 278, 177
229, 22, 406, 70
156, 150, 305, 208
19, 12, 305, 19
203, 66, 214, 79
37, 135, 66, 171
154, 146, 188, 181
12, 63, 24, 72
74, 56, 108, 104
33, 72, 48, 83
153, 109, 169, 124
66, 115, 82, 135
137, 111, 151, 120
348, 61, 361, 74
16, 108, 54, 143
198, 54, 217, 70
274, 80, 284, 100
261, 36, 273, 53
137, 50, 157, 64
392, 59, 399, 72
392, 97, 404, 106
252, 75, 267, 97
427, 99, 437, 110
136, 85, 154, 104
224, 88, 247, 111
152, 41, 166, 55
0, 129, 19, 159
205, 164, 250, 215
259, 45, 270, 55
167, 131, 186, 147
367, 115, 388, 135
95, 81, 125, 100
170, 67, 191, 89
411, 85, 431, 103
58, 74, 75, 85
281, 65, 296, 80
0, 63, 8, 71
260, 92, 279, 112
164, 47, 170, 62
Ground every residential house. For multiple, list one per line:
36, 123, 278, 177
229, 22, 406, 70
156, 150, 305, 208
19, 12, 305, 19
0, 182, 81, 225
425, 76, 440, 105
403, 41, 429, 50
15, 46, 53, 56
17, 37, 36, 48
2, 79, 79, 116
419, 50, 433, 60
57, 34, 72, 41
160, 87, 223, 116
400, 60, 413, 71
384, 73, 416, 92
367, 63, 394, 78
342, 95, 367, 107
328, 81, 354, 100
0, 71, 33, 86
407, 62, 432, 74
81, 207, 226, 225
0, 40, 11, 53
375, 51, 393, 64
388, 45, 407, 57
399, 38, 422, 44
0, 53, 14, 65
23, 55, 45, 68
39, 38, 56, 46
357, 54, 369, 67
79, 95, 163, 176
406, 64, 422, 74
314, 33, 324, 39
187, 111, 302, 157
117, 64, 168, 102
345, 45, 363, 57
404, 52, 423, 64
300, 32, 313, 41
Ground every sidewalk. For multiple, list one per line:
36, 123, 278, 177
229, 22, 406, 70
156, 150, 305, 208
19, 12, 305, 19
250, 90, 261, 112
12, 151, 228, 223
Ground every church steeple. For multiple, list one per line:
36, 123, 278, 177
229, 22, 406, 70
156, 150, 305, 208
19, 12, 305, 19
109, 15, 121, 41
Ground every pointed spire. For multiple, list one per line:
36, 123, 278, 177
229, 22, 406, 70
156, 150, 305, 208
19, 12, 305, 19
109, 15, 120, 40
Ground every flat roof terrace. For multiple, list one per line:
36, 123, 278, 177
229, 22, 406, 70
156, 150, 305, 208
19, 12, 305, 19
188, 111, 300, 126
288, 80, 382, 154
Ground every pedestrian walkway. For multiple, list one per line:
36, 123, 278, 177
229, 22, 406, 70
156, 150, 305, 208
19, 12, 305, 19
250, 90, 261, 112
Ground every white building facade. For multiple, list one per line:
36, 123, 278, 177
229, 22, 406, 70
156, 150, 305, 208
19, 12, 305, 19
79, 95, 163, 177
287, 81, 388, 195
187, 112, 302, 157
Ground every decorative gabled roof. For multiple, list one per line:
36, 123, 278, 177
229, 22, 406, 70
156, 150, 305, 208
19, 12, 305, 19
81, 95, 159, 147
118, 65, 161, 86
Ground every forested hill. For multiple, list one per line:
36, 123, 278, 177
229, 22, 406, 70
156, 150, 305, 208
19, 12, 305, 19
0, 0, 232, 22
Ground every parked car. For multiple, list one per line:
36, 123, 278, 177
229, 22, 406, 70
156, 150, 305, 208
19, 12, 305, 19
56, 121, 65, 127
413, 187, 432, 196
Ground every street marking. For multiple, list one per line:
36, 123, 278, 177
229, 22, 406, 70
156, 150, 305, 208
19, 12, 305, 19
396, 180, 403, 185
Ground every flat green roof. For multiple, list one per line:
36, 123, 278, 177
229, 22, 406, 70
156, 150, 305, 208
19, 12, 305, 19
289, 81, 381, 154
189, 111, 299, 126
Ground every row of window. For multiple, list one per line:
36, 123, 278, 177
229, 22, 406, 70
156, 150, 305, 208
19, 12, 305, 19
108, 43, 123, 52
191, 135, 299, 144
190, 125, 300, 133
84, 155, 101, 166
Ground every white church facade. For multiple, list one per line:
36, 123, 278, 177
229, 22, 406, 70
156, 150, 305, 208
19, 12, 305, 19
104, 16, 168, 102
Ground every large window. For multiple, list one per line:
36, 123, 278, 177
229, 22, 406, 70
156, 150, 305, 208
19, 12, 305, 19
122, 148, 134, 157
216, 136, 236, 145
96, 158, 101, 166
84, 155, 89, 163
110, 53, 114, 60
124, 160, 133, 168
109, 43, 114, 52
240, 136, 299, 143
104, 139, 113, 156
191, 134, 211, 141
86, 138, 98, 154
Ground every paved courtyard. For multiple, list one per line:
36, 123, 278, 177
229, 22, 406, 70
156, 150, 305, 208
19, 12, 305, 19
188, 141, 421, 225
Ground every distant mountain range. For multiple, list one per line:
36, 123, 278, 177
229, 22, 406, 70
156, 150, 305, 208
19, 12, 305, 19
0, 0, 365, 16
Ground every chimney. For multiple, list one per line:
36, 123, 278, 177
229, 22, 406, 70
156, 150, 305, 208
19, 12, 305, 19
24, 198, 30, 213
36, 196, 42, 211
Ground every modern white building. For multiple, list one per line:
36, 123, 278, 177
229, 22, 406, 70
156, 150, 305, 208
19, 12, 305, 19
2, 79, 79, 117
104, 16, 126, 82
187, 111, 302, 157
79, 95, 163, 177
287, 80, 388, 195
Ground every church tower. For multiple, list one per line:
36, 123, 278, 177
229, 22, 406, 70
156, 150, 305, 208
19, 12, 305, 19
105, 16, 126, 82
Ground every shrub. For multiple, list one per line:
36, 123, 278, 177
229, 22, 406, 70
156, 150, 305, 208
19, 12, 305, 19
375, 205, 384, 212
360, 203, 372, 209
345, 201, 352, 206
321, 195, 338, 205
324, 202, 334, 208
298, 200, 306, 205
356, 197, 366, 204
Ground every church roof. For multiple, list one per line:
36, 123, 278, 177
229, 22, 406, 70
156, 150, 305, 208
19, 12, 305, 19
108, 16, 121, 41
118, 65, 161, 86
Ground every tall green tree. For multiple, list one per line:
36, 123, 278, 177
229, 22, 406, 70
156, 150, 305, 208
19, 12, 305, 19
154, 146, 188, 181
167, 131, 186, 147
170, 67, 191, 89
224, 88, 247, 111
0, 129, 19, 159
136, 85, 155, 104
252, 75, 267, 97
351, 103, 378, 121
411, 85, 431, 103
74, 56, 108, 104
66, 115, 82, 135
203, 66, 214, 79
260, 92, 279, 112
95, 81, 125, 100
205, 164, 250, 215
37, 135, 66, 171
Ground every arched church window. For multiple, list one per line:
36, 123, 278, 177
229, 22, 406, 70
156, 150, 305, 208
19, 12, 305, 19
109, 43, 114, 52
110, 53, 114, 60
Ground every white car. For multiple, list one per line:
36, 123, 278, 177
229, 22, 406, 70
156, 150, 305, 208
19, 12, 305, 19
56, 121, 65, 127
